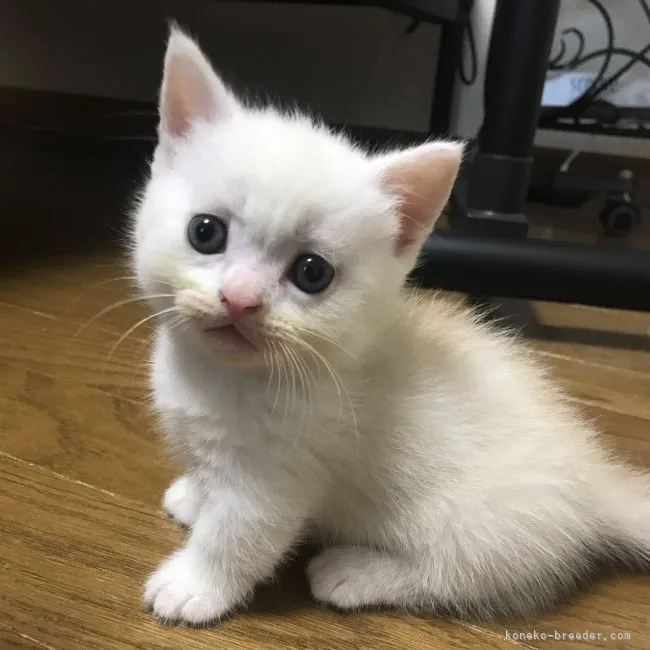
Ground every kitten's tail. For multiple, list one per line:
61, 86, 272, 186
598, 463, 650, 566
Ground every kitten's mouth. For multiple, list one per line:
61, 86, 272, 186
203, 322, 258, 352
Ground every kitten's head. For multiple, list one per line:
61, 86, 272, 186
133, 26, 463, 369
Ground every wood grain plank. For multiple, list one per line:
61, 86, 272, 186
532, 341, 650, 377
531, 300, 650, 375
0, 627, 57, 650
0, 361, 169, 506
0, 306, 151, 404
483, 298, 650, 375
534, 302, 650, 337
0, 253, 147, 333
588, 406, 650, 468
0, 454, 520, 650
0, 257, 152, 403
537, 353, 650, 421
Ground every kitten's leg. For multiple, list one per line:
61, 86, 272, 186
162, 474, 203, 528
145, 482, 304, 625
308, 547, 425, 610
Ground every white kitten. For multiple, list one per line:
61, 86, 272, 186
133, 26, 650, 625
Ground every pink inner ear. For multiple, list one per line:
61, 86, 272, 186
388, 163, 436, 252
162, 63, 210, 139
379, 143, 463, 256
159, 27, 234, 144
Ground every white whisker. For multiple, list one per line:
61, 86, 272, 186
278, 340, 293, 427
289, 335, 360, 457
104, 306, 180, 375
289, 324, 359, 364
263, 344, 274, 397
285, 342, 298, 425
286, 344, 314, 448
73, 293, 175, 341
66, 275, 140, 313
271, 340, 284, 413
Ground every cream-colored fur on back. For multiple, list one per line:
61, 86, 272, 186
135, 27, 650, 626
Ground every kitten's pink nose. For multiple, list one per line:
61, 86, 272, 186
218, 287, 263, 318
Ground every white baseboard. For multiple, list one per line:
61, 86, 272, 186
535, 129, 649, 159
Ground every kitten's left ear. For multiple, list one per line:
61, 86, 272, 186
158, 25, 238, 149
374, 141, 464, 258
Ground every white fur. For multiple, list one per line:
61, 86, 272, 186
134, 27, 650, 626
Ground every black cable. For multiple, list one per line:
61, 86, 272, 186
458, 0, 477, 86
543, 0, 615, 121
549, 27, 586, 71
567, 0, 614, 109
400, 2, 476, 85
577, 44, 650, 88
404, 18, 420, 35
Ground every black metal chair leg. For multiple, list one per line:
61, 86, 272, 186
452, 0, 561, 237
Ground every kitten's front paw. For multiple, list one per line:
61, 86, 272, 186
308, 547, 382, 610
144, 549, 232, 625
162, 475, 203, 528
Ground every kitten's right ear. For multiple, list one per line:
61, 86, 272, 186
158, 25, 237, 149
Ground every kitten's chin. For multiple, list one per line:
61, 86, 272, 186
204, 323, 258, 352
199, 323, 266, 368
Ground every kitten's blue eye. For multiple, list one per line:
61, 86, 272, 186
290, 254, 334, 294
187, 214, 228, 254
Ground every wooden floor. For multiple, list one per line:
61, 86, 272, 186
1, 140, 650, 649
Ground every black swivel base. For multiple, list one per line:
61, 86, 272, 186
410, 230, 650, 312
